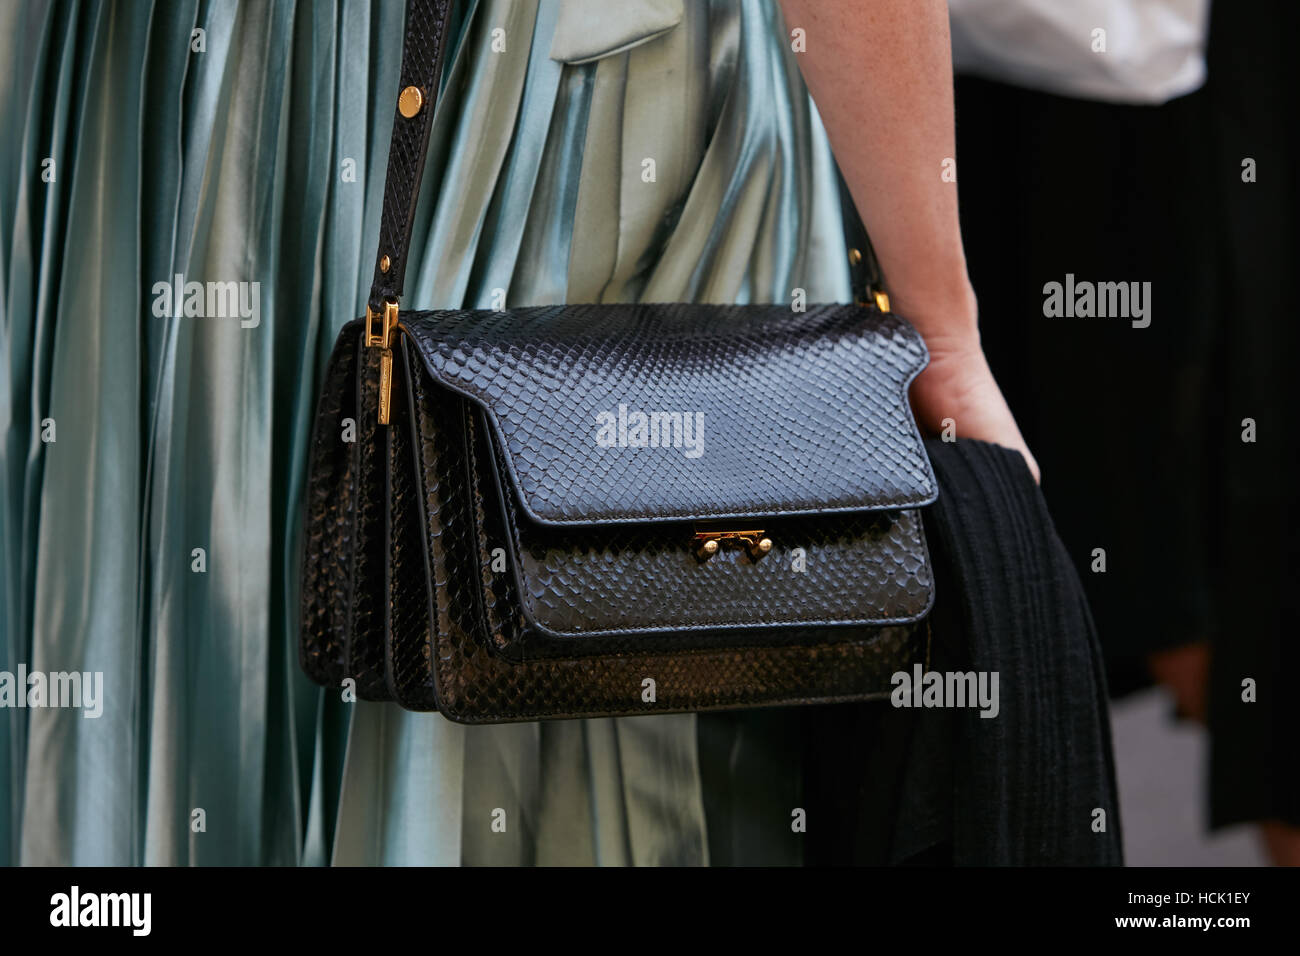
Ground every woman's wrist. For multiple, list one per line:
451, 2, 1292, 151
885, 274, 981, 354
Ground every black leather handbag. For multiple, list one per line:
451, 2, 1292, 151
298, 0, 938, 723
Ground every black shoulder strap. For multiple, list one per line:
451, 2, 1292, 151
368, 0, 456, 313
837, 166, 887, 309
366, 0, 884, 313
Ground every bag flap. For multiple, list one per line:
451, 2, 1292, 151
402, 302, 936, 526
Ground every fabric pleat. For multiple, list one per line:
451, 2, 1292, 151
1, 0, 852, 866
21, 0, 151, 867
923, 440, 1123, 865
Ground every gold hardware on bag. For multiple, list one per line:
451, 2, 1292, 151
380, 254, 391, 273
398, 85, 424, 118
694, 529, 772, 561
853, 289, 892, 313
365, 298, 398, 349
377, 350, 394, 424
366, 299, 400, 425
847, 247, 890, 312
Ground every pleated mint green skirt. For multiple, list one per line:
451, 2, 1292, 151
0, 0, 852, 865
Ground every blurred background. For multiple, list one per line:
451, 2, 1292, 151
950, 0, 1297, 865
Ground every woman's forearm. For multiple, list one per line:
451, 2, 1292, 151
780, 0, 977, 343
781, 0, 1039, 480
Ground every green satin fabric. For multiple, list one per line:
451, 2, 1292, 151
1, 0, 850, 865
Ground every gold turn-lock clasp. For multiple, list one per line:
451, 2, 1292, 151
366, 298, 400, 425
694, 528, 773, 562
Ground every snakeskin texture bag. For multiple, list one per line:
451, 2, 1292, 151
298, 0, 938, 723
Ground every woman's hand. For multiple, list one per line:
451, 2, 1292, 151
896, 288, 1041, 483
910, 337, 1041, 484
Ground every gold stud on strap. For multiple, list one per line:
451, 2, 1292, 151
398, 85, 424, 118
